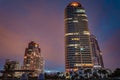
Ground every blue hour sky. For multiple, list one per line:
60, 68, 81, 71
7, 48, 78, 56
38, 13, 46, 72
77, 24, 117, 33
0, 0, 120, 71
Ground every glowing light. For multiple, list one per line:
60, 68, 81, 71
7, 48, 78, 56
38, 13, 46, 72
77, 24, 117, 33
71, 2, 79, 7
24, 56, 27, 59
80, 48, 84, 51
68, 44, 80, 47
64, 18, 72, 21
75, 64, 93, 67
73, 68, 78, 71
83, 31, 90, 35
76, 9, 85, 13
33, 52, 36, 56
35, 44, 38, 47
75, 53, 79, 55
82, 19, 88, 21
71, 38, 80, 40
65, 32, 79, 36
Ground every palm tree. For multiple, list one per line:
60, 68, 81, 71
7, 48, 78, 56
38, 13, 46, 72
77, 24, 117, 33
84, 69, 91, 79
98, 69, 102, 78
102, 69, 108, 78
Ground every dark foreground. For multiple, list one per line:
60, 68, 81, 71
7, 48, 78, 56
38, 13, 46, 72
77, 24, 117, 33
0, 77, 120, 80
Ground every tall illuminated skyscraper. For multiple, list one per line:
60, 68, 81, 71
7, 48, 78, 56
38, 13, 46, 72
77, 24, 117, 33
23, 41, 44, 76
64, 2, 93, 71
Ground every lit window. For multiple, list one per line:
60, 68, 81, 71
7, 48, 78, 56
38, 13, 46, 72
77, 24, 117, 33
71, 38, 80, 40
83, 31, 90, 35
65, 33, 73, 36
75, 53, 79, 55
24, 56, 27, 59
80, 48, 84, 51
81, 14, 87, 17
73, 20, 78, 23
75, 46, 77, 48
75, 64, 81, 66
68, 44, 80, 47
65, 32, 79, 36
76, 9, 85, 13
33, 52, 36, 56
64, 18, 72, 21
35, 44, 38, 47
82, 19, 88, 21
77, 14, 87, 17
75, 64, 93, 67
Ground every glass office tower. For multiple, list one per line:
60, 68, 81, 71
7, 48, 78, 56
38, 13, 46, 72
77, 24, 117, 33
65, 2, 93, 71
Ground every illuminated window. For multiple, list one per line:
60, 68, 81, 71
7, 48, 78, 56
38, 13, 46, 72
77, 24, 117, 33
68, 44, 80, 47
24, 56, 27, 59
74, 64, 81, 66
82, 19, 88, 21
81, 14, 87, 17
83, 31, 90, 35
64, 18, 72, 21
80, 48, 84, 51
73, 20, 78, 23
33, 52, 36, 56
77, 14, 87, 17
76, 9, 85, 13
65, 32, 79, 36
75, 53, 79, 55
35, 44, 38, 47
75, 46, 77, 48
71, 38, 80, 40
75, 63, 93, 67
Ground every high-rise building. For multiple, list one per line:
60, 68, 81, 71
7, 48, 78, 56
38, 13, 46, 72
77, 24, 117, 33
64, 2, 93, 71
4, 59, 20, 71
23, 41, 44, 76
4, 59, 21, 77
90, 34, 104, 68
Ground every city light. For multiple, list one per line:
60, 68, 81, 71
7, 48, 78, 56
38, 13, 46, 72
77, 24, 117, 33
70, 2, 79, 7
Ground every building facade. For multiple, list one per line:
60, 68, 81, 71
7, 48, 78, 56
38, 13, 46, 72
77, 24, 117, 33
65, 2, 93, 71
23, 41, 44, 76
90, 34, 104, 68
4, 59, 21, 77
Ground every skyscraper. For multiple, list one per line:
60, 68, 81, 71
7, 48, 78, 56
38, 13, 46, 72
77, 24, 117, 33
64, 2, 93, 71
23, 41, 44, 76
90, 34, 104, 68
4, 59, 21, 77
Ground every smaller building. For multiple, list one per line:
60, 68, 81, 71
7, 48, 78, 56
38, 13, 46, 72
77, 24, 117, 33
23, 41, 44, 76
4, 59, 21, 77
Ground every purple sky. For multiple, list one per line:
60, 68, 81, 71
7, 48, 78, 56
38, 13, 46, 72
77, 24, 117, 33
0, 0, 120, 71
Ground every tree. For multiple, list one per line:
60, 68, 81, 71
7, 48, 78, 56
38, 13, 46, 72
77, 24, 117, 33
112, 68, 120, 77
98, 69, 102, 78
84, 69, 91, 79
102, 69, 108, 78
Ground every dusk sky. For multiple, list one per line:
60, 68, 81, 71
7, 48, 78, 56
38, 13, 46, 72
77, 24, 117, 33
0, 0, 120, 71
